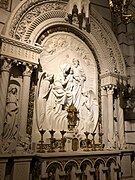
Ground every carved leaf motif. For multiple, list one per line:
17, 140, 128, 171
12, 2, 66, 39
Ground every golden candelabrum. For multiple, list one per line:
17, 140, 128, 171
38, 129, 46, 153
67, 103, 79, 131
48, 129, 56, 153
59, 130, 66, 152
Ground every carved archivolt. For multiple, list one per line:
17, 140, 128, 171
3, 0, 126, 76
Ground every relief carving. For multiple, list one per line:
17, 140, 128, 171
35, 32, 99, 134
11, 2, 67, 40
2, 80, 20, 153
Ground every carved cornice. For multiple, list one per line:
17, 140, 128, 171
100, 72, 127, 87
0, 35, 42, 65
0, 35, 42, 53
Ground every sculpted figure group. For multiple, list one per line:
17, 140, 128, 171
36, 58, 98, 132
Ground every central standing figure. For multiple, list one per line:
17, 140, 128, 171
71, 58, 86, 109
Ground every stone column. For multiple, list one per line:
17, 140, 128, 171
19, 64, 33, 140
101, 87, 108, 147
107, 86, 114, 149
0, 57, 12, 139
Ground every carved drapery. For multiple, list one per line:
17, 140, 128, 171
1, 0, 127, 150
0, 57, 12, 140
35, 32, 99, 134
2, 79, 21, 153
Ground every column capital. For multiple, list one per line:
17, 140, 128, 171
101, 87, 107, 96
23, 64, 33, 77
106, 84, 117, 95
1, 57, 12, 72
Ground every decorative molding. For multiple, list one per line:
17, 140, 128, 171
0, 35, 42, 65
27, 84, 35, 137
24, 11, 66, 42
91, 8, 126, 75
8, 1, 67, 39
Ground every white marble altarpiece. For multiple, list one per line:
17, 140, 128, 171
35, 32, 99, 137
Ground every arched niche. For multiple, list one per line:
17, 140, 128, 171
2, 0, 127, 145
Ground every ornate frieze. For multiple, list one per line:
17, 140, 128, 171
0, 35, 42, 64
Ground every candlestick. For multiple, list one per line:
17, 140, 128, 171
38, 129, 46, 153
91, 132, 96, 151
59, 130, 66, 152
83, 131, 90, 151
48, 129, 56, 153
